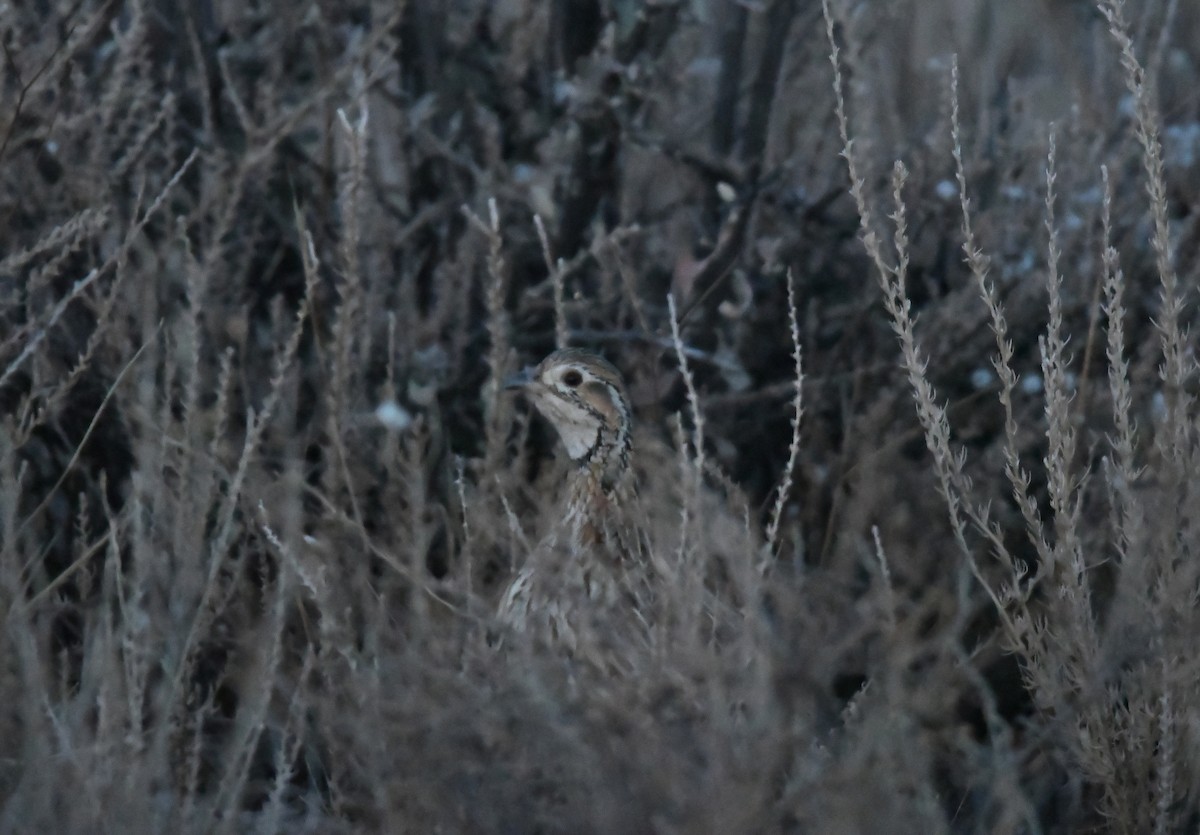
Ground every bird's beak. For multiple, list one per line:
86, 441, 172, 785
504, 366, 535, 390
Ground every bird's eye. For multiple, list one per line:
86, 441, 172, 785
562, 369, 583, 388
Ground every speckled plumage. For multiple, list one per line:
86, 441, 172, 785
498, 349, 651, 648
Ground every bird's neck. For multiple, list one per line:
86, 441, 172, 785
566, 439, 634, 553
578, 425, 630, 495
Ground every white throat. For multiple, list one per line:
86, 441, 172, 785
558, 424, 599, 460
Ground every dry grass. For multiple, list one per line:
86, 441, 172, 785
3, 0, 1200, 832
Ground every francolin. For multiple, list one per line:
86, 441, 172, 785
498, 348, 651, 647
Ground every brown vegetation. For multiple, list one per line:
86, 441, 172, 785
3, 0, 1200, 832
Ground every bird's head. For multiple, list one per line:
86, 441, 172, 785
506, 348, 632, 469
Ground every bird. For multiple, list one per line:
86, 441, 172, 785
496, 348, 651, 649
